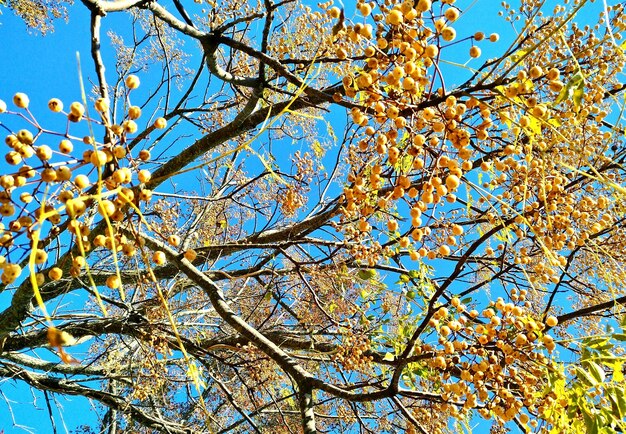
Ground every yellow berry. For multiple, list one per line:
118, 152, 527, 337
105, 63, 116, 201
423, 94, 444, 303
48, 98, 63, 112
444, 7, 460, 21
59, 139, 73, 154
152, 250, 166, 265
123, 120, 138, 134
95, 97, 110, 112
386, 9, 403, 26
154, 117, 167, 129
441, 27, 456, 41
36, 145, 53, 161
90, 150, 108, 167
137, 169, 151, 183
13, 92, 29, 109
17, 129, 34, 145
546, 315, 558, 327
138, 149, 151, 161
33, 249, 48, 264
184, 249, 197, 261
328, 6, 341, 18
106, 275, 121, 289
70, 102, 85, 118
416, 0, 431, 12
98, 200, 116, 217
74, 174, 90, 190
125, 75, 140, 89
48, 267, 63, 281
128, 105, 141, 120
445, 174, 461, 190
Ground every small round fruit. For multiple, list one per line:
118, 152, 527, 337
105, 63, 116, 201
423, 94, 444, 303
137, 169, 151, 183
106, 275, 121, 289
416, 0, 431, 12
48, 267, 63, 281
441, 27, 456, 41
74, 174, 90, 190
17, 129, 34, 145
138, 149, 151, 161
469, 46, 481, 58
125, 75, 140, 89
95, 97, 110, 112
36, 145, 53, 161
127, 105, 141, 120
328, 6, 341, 18
446, 174, 461, 190
152, 251, 166, 265
386, 9, 403, 26
123, 120, 138, 134
13, 92, 29, 109
154, 117, 167, 129
41, 168, 57, 183
90, 150, 108, 167
48, 98, 63, 112
34, 249, 48, 264
98, 200, 116, 217
444, 7, 460, 21
184, 249, 197, 261
139, 189, 152, 201
545, 315, 558, 327
0, 99, 6, 113
59, 139, 73, 154
70, 102, 85, 118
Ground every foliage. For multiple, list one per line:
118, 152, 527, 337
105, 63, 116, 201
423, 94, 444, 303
1, 0, 626, 433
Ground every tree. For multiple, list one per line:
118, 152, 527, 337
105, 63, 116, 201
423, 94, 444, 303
1, 0, 626, 432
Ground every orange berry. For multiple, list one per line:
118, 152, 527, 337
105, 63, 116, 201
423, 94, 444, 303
545, 315, 558, 327
125, 75, 140, 89
386, 9, 403, 26
48, 267, 63, 281
152, 251, 166, 265
154, 117, 167, 129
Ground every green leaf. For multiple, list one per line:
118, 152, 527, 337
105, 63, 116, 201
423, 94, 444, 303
584, 337, 613, 350
554, 70, 584, 106
572, 80, 585, 110
585, 361, 605, 384
613, 361, 624, 382
575, 366, 597, 387
607, 386, 626, 419
357, 269, 377, 280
